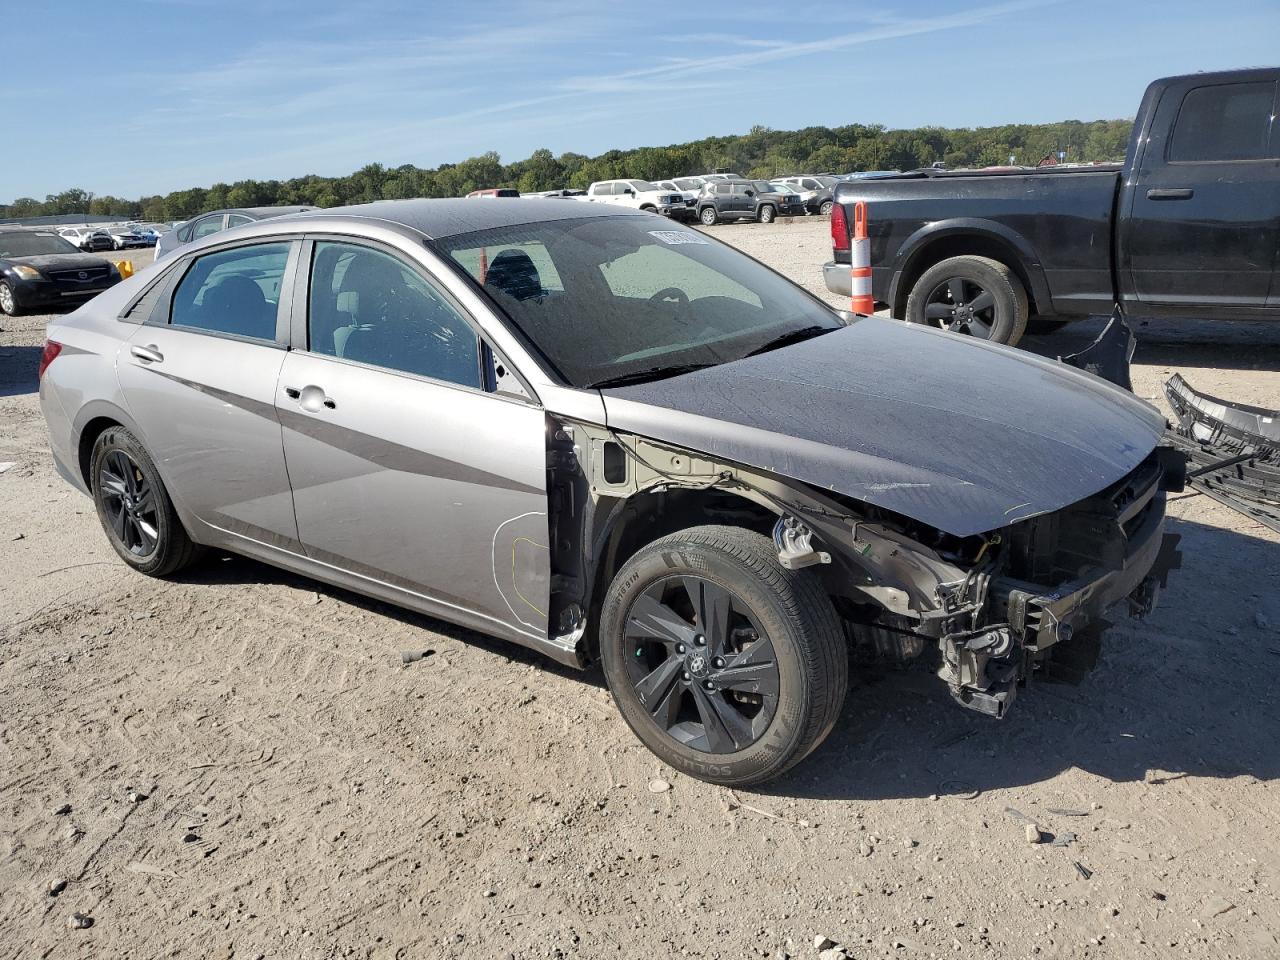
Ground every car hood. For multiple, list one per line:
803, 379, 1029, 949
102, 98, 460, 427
599, 317, 1166, 537
6, 253, 115, 271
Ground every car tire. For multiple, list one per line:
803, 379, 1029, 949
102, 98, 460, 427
905, 255, 1029, 346
818, 200, 834, 216
599, 525, 848, 786
758, 204, 776, 224
0, 281, 19, 317
90, 426, 202, 578
699, 206, 719, 226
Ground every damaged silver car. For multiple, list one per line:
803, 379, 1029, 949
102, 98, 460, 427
38, 199, 1183, 785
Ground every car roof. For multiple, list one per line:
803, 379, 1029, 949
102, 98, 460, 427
277, 198, 650, 240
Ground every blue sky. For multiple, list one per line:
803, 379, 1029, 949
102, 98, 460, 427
6, 0, 1278, 200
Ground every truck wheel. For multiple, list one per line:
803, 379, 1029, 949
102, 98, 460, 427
818, 200, 834, 216
905, 255, 1028, 346
699, 206, 719, 226
757, 204, 776, 223
599, 525, 848, 786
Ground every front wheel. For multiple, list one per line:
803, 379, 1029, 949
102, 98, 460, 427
600, 526, 848, 786
0, 281, 19, 317
757, 204, 776, 224
90, 427, 202, 577
699, 206, 719, 226
904, 255, 1029, 346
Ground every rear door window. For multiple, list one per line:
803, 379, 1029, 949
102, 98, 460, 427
192, 215, 226, 240
170, 242, 291, 341
1168, 81, 1276, 162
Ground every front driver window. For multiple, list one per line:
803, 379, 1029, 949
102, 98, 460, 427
307, 241, 482, 390
170, 242, 291, 341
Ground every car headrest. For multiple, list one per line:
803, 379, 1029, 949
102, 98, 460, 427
485, 249, 542, 302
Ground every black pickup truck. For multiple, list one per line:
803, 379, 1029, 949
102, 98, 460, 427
825, 67, 1280, 345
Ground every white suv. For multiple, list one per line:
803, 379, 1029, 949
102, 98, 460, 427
581, 180, 695, 220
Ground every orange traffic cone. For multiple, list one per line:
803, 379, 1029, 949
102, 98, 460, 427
850, 201, 873, 315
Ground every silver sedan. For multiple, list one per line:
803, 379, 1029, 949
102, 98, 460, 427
39, 199, 1180, 785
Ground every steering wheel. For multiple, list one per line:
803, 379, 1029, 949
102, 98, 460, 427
648, 287, 689, 308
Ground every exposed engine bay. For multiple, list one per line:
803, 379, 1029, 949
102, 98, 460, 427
543, 419, 1185, 720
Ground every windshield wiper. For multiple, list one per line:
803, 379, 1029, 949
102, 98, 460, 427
587, 362, 715, 389
743, 324, 836, 358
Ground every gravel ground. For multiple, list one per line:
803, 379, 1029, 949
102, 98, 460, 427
2, 228, 1279, 959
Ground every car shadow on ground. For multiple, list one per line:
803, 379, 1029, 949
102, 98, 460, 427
0, 346, 44, 397
175, 508, 1278, 802
768, 513, 1280, 801
1020, 315, 1280, 374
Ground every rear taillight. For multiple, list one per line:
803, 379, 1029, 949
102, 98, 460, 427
38, 340, 62, 379
830, 202, 849, 252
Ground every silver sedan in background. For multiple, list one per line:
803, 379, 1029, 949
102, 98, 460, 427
38, 199, 1180, 785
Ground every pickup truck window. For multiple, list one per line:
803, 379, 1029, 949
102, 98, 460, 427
1168, 81, 1276, 162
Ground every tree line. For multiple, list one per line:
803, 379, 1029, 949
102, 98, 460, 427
2, 118, 1132, 223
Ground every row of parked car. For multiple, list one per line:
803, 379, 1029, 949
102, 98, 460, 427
471, 171, 902, 225
57, 223, 170, 252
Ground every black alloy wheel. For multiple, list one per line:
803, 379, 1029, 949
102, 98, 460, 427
622, 576, 780, 754
922, 275, 998, 338
97, 448, 159, 558
600, 525, 847, 785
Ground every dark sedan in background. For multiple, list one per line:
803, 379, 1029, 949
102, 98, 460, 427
0, 230, 120, 316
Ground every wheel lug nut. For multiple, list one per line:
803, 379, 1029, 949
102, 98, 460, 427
694, 634, 706, 646
675, 644, 685, 654
713, 657, 725, 668
703, 680, 714, 690
681, 672, 691, 682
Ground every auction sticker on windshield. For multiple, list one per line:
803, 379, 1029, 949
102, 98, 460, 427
648, 230, 708, 245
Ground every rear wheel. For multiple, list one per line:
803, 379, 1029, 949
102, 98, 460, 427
757, 204, 776, 224
818, 199, 834, 216
600, 525, 847, 786
699, 206, 719, 226
0, 282, 18, 316
90, 427, 202, 577
905, 255, 1028, 346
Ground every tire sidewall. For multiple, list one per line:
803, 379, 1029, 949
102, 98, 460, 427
700, 206, 718, 226
90, 428, 179, 575
600, 537, 813, 784
758, 204, 776, 223
0, 282, 17, 316
906, 256, 1023, 344
819, 200, 833, 216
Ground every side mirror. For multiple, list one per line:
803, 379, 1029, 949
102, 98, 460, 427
745, 190, 755, 197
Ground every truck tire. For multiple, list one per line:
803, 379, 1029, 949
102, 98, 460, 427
699, 206, 719, 226
599, 525, 848, 786
905, 255, 1028, 346
757, 204, 776, 223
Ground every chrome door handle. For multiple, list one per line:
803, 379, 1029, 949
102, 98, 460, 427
285, 384, 336, 412
130, 344, 163, 363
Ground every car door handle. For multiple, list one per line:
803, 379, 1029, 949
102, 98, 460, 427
1146, 188, 1194, 200
130, 344, 163, 364
284, 384, 336, 411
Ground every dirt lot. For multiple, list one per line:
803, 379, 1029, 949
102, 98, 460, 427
2, 227, 1278, 960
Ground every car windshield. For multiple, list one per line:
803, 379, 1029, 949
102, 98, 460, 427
753, 182, 780, 192
0, 232, 80, 257
628, 180, 659, 192
674, 178, 702, 190
438, 215, 843, 388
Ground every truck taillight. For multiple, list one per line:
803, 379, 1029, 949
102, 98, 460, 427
830, 202, 849, 252
38, 340, 62, 379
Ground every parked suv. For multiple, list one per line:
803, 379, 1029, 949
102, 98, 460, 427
776, 175, 838, 215
697, 180, 794, 225
580, 180, 695, 220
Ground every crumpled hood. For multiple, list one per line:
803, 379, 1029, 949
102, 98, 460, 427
600, 317, 1165, 537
